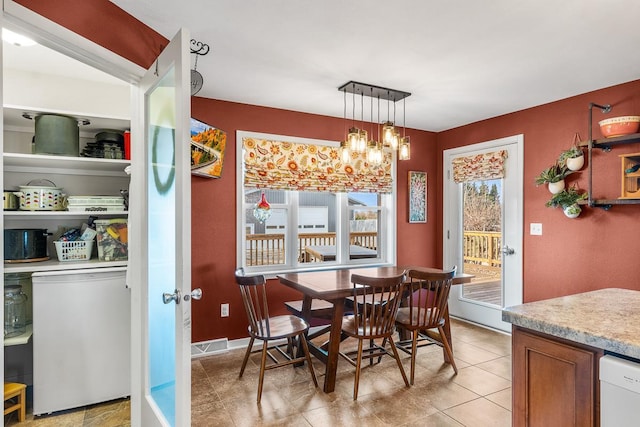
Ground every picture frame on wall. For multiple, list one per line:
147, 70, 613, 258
190, 117, 227, 178
408, 171, 427, 223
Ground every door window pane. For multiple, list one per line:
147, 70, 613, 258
461, 180, 502, 306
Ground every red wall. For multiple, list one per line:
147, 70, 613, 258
189, 98, 438, 341
436, 80, 640, 303
17, 1, 640, 343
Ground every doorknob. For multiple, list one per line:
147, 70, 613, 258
183, 288, 203, 302
162, 289, 181, 304
502, 245, 515, 255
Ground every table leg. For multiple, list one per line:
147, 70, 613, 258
323, 298, 344, 393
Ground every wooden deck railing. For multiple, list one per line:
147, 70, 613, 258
463, 231, 501, 267
245, 230, 500, 267
245, 232, 378, 266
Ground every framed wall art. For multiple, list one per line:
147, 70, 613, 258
408, 171, 427, 223
190, 117, 227, 178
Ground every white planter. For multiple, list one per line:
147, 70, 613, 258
548, 180, 565, 194
563, 204, 582, 218
566, 155, 584, 171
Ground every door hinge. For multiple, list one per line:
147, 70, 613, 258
447, 230, 450, 239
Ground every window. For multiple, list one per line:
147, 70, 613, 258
236, 131, 396, 274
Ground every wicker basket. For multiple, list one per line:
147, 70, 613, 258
54, 240, 93, 262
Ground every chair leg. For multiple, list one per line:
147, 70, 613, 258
257, 341, 269, 403
438, 325, 458, 374
410, 329, 419, 385
239, 336, 255, 378
299, 333, 319, 388
353, 339, 364, 400
388, 335, 410, 388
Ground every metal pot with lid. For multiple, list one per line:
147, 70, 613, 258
33, 113, 80, 157
4, 228, 50, 261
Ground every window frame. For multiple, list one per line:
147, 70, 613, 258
236, 130, 397, 276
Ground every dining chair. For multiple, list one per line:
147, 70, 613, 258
235, 269, 318, 403
339, 272, 409, 400
394, 267, 457, 385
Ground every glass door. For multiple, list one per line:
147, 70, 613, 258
136, 28, 192, 426
443, 135, 523, 332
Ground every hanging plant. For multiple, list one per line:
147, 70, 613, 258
535, 163, 573, 194
558, 133, 585, 171
545, 186, 588, 218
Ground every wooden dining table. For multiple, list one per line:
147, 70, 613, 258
277, 266, 473, 393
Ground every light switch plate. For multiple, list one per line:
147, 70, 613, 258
530, 223, 542, 235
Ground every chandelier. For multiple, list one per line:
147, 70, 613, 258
338, 81, 411, 164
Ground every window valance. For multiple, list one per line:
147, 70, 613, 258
242, 137, 393, 193
452, 150, 508, 183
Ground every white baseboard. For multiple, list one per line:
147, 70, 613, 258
191, 325, 328, 358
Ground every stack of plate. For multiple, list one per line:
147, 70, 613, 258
67, 196, 126, 212
81, 130, 125, 159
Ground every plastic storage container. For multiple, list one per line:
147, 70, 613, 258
95, 219, 128, 261
54, 240, 94, 261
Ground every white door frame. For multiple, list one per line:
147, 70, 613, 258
1, 2, 174, 425
443, 134, 523, 331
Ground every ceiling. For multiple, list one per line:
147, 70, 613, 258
13, 1, 640, 132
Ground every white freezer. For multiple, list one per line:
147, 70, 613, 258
32, 268, 131, 415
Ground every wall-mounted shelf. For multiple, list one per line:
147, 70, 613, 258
586, 103, 640, 209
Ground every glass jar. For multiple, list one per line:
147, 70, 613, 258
4, 273, 32, 324
4, 284, 27, 338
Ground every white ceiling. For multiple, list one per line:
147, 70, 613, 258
11, 1, 640, 132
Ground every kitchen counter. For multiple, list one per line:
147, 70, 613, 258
502, 287, 640, 359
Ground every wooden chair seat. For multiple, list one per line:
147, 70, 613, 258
338, 272, 409, 400
236, 269, 318, 403
4, 382, 26, 422
394, 268, 457, 385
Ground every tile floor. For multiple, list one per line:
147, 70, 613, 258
6, 319, 512, 426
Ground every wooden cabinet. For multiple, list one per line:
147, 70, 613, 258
512, 326, 603, 427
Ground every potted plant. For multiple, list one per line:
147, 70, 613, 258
558, 143, 585, 171
535, 163, 573, 194
545, 186, 588, 218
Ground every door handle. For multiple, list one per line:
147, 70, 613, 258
502, 245, 515, 255
183, 288, 202, 302
162, 289, 181, 305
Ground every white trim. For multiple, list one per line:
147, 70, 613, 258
236, 130, 397, 275
443, 134, 524, 332
3, 0, 145, 83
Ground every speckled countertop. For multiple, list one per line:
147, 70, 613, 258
502, 288, 640, 359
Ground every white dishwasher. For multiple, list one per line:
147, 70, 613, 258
32, 268, 131, 415
600, 354, 640, 427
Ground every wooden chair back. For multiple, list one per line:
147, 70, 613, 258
349, 272, 406, 339
235, 269, 271, 338
405, 268, 456, 329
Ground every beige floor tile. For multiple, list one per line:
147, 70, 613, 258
10, 318, 512, 426
444, 397, 511, 427
451, 365, 511, 396
485, 388, 512, 411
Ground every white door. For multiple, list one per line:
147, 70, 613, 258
443, 135, 523, 332
131, 28, 193, 426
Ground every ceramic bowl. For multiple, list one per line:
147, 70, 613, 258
599, 116, 640, 138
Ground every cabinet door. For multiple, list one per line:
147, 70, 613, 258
513, 327, 601, 427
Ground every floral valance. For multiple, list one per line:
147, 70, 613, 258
242, 137, 393, 193
452, 150, 508, 183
